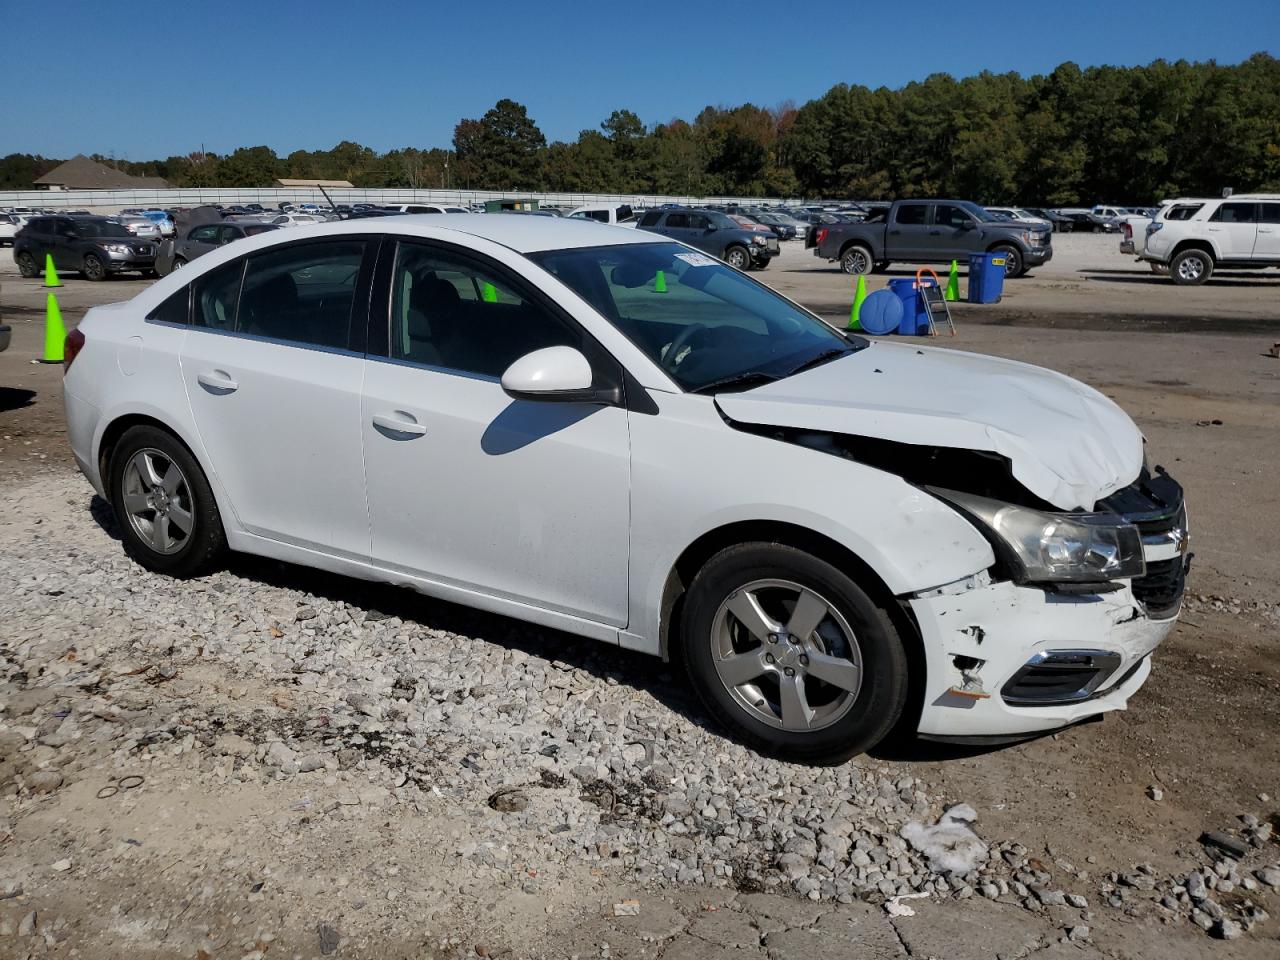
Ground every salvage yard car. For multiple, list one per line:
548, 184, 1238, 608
1139, 194, 1280, 284
813, 199, 1052, 277
14, 215, 158, 280
637, 207, 777, 269
61, 216, 1187, 763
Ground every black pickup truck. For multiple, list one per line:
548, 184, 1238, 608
811, 199, 1052, 278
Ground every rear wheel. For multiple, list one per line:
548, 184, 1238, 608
16, 251, 38, 278
680, 543, 908, 764
81, 254, 106, 281
839, 244, 873, 275
171, 256, 187, 271
108, 425, 226, 578
1170, 248, 1212, 285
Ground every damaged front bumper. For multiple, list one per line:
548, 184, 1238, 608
909, 573, 1181, 739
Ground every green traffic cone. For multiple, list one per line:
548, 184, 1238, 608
40, 293, 66, 363
44, 254, 61, 288
654, 269, 668, 293
481, 282, 497, 303
945, 260, 960, 302
849, 274, 868, 330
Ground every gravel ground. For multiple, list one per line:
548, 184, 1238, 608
2, 473, 1279, 958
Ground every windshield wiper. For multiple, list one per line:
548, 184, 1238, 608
691, 371, 781, 395
786, 347, 852, 378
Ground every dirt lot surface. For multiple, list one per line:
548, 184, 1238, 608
2, 234, 1279, 959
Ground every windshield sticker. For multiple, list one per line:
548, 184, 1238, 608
674, 252, 719, 268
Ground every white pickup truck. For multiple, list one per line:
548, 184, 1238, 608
1138, 194, 1280, 284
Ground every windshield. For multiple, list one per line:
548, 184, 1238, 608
528, 242, 857, 393
955, 201, 997, 222
78, 220, 133, 238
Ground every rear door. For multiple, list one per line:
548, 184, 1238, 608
1206, 202, 1259, 259
178, 237, 375, 558
886, 203, 931, 260
1254, 203, 1280, 259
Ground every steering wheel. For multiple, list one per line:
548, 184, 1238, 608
662, 323, 707, 373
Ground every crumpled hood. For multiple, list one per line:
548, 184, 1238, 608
714, 341, 1143, 510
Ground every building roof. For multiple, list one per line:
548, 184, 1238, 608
275, 178, 355, 188
33, 155, 170, 189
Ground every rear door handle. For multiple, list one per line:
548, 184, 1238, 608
372, 411, 427, 437
196, 370, 238, 393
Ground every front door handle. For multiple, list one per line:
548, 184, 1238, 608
372, 411, 426, 437
197, 370, 238, 393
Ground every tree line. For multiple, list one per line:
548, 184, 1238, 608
4, 54, 1278, 204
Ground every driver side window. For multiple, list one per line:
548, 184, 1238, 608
388, 241, 578, 378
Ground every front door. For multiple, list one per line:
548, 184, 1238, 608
360, 238, 631, 626
179, 237, 374, 558
929, 203, 976, 260
1206, 202, 1259, 259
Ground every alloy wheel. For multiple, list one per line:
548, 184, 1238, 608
121, 448, 194, 555
1177, 255, 1206, 282
710, 578, 863, 732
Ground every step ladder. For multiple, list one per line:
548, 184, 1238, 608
915, 268, 956, 336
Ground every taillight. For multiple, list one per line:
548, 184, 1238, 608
63, 328, 85, 373
815, 227, 828, 245
1121, 223, 1132, 239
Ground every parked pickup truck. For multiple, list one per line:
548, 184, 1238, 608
812, 199, 1052, 277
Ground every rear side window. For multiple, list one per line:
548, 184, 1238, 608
639, 211, 662, 227
895, 204, 928, 225
1258, 204, 1280, 224
237, 240, 366, 349
1164, 204, 1202, 221
1209, 202, 1257, 224
146, 287, 190, 326
189, 225, 218, 242
192, 260, 244, 331
665, 213, 689, 228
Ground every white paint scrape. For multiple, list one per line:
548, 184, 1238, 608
900, 803, 989, 874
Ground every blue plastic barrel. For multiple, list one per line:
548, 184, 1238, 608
856, 289, 904, 335
967, 253, 1006, 303
886, 278, 931, 334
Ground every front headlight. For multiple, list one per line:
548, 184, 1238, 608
103, 243, 130, 254
931, 489, 1145, 583
751, 234, 767, 245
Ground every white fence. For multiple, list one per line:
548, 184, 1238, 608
0, 187, 798, 214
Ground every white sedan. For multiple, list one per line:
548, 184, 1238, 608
61, 217, 1187, 762
272, 213, 324, 227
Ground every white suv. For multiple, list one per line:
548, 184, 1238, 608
1141, 194, 1280, 284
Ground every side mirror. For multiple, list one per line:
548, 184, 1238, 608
500, 346, 618, 404
704, 225, 717, 233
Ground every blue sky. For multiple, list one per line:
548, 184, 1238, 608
2, 0, 1276, 159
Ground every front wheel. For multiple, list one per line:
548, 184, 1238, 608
1170, 249, 1212, 285
724, 245, 750, 270
108, 425, 227, 578
16, 251, 38, 278
992, 244, 1024, 278
680, 543, 908, 764
81, 254, 106, 281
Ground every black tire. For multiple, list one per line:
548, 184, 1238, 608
82, 254, 106, 282
108, 425, 227, 578
680, 542, 908, 764
16, 251, 38, 278
992, 244, 1025, 278
871, 260, 890, 273
724, 245, 750, 270
1170, 248, 1213, 285
143, 269, 159, 279
171, 256, 187, 270
754, 257, 771, 270
839, 244, 874, 275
